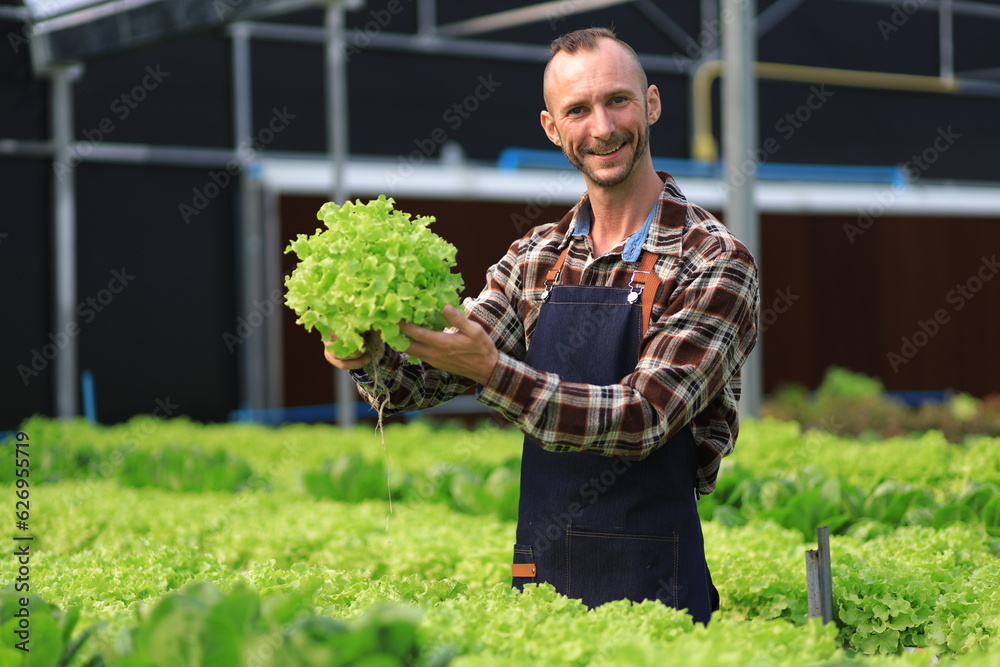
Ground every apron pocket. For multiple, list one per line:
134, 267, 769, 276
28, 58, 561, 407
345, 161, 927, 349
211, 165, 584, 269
564, 525, 679, 609
511, 543, 536, 590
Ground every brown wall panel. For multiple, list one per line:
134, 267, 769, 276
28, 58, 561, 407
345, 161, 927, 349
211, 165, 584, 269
280, 194, 1000, 409
760, 214, 1000, 396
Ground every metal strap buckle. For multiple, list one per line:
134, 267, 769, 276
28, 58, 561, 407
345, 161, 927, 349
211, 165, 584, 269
628, 270, 649, 304
541, 269, 561, 301
541, 281, 554, 301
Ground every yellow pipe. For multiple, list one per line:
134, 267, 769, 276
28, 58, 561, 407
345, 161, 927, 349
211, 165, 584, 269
691, 60, 959, 162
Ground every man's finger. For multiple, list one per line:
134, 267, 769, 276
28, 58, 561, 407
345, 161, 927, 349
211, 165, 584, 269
399, 321, 432, 344
442, 303, 474, 333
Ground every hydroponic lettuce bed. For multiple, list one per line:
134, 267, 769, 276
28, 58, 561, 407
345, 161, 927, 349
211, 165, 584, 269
1, 416, 997, 665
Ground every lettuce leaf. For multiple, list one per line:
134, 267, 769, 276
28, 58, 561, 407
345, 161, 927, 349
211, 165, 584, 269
284, 195, 464, 357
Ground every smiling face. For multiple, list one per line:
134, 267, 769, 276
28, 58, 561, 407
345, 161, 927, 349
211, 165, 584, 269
541, 38, 661, 190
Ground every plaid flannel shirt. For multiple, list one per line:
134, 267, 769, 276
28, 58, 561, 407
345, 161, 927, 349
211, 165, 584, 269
356, 172, 759, 494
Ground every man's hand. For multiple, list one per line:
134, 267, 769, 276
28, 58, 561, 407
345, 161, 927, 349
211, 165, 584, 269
401, 304, 499, 385
322, 332, 377, 370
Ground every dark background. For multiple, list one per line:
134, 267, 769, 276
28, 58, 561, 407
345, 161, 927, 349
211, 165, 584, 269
3, 0, 999, 427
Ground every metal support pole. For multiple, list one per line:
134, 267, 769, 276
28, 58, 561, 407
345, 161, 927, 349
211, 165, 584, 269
939, 0, 954, 80
805, 526, 834, 623
417, 0, 437, 35
326, 2, 356, 428
264, 188, 285, 411
232, 22, 267, 413
700, 0, 719, 56
721, 0, 762, 418
50, 65, 82, 419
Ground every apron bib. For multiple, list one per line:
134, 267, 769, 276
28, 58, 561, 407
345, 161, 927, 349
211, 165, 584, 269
511, 250, 714, 623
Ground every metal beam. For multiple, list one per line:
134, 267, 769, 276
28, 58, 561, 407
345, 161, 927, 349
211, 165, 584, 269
691, 60, 975, 162
956, 65, 1000, 80
632, 0, 696, 51
435, 0, 635, 38
237, 22, 696, 74
0, 5, 30, 21
836, 0, 1000, 20
721, 0, 761, 419
756, 0, 807, 37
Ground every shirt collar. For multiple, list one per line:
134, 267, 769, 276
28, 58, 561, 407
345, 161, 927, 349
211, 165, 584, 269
565, 171, 687, 260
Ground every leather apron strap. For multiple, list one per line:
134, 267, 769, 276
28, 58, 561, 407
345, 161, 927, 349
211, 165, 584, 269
543, 244, 661, 337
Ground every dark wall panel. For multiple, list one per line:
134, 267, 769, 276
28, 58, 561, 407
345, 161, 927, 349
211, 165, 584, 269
0, 18, 48, 141
249, 40, 325, 154
0, 159, 52, 429
74, 30, 230, 148
75, 163, 238, 423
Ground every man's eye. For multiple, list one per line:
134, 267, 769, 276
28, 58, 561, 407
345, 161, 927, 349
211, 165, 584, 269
569, 107, 583, 115
612, 96, 626, 104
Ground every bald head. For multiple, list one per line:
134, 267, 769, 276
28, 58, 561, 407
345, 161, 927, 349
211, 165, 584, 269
543, 28, 648, 111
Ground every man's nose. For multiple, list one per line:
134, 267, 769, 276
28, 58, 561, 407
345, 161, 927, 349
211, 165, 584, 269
590, 106, 614, 140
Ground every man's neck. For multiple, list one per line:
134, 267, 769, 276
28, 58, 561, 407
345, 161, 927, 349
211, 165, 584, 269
586, 166, 664, 257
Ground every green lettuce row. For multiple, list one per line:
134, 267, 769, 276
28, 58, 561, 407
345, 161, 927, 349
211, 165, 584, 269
4, 416, 524, 494
11, 416, 1000, 493
421, 583, 858, 667
732, 418, 1000, 488
3, 482, 997, 661
832, 526, 1000, 655
2, 582, 438, 667
7, 579, 975, 667
10, 415, 999, 494
701, 463, 1000, 540
10, 417, 1000, 540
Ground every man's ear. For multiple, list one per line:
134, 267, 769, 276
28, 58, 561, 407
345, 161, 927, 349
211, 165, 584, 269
540, 110, 562, 146
646, 85, 662, 125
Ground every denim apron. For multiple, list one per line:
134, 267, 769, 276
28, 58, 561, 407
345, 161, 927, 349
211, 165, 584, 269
510, 242, 715, 624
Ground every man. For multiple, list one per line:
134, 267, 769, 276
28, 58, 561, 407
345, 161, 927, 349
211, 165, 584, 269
325, 27, 759, 624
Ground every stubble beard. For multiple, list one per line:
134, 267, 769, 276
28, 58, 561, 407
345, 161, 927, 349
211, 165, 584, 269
563, 122, 651, 188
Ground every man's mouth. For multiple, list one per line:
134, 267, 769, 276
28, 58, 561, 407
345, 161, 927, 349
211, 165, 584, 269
590, 142, 625, 156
